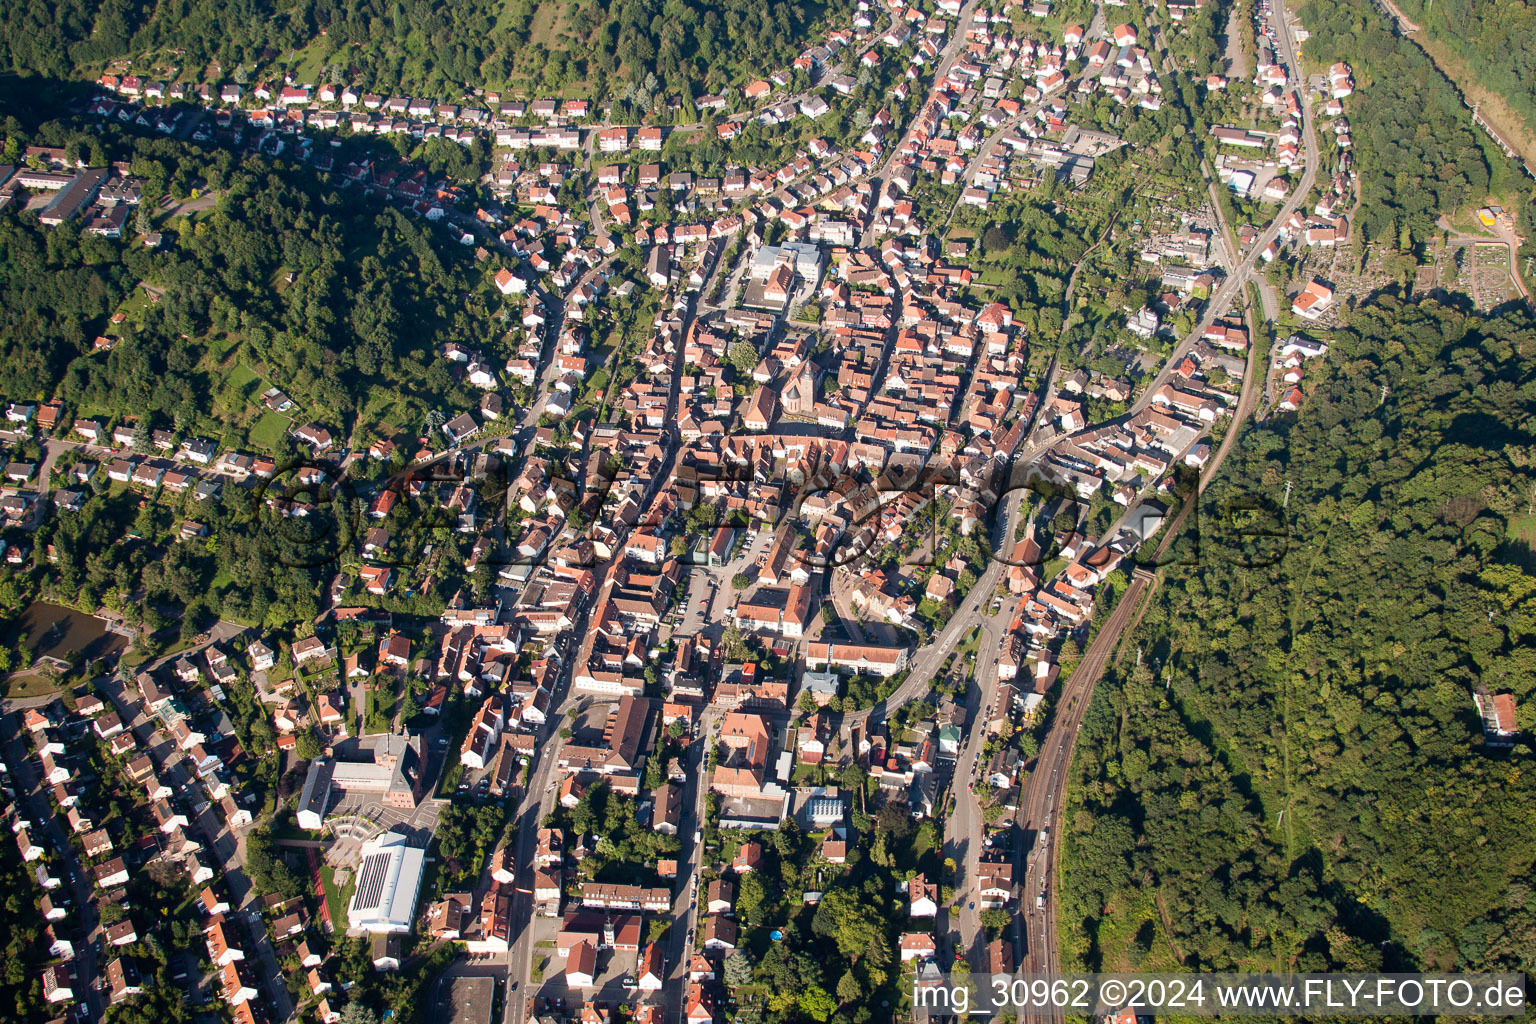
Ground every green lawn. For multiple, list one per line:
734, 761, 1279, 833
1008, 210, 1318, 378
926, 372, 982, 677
202, 333, 241, 363
365, 681, 399, 734
283, 42, 330, 90
113, 286, 155, 324
210, 364, 262, 423
1507, 515, 1536, 545
223, 362, 261, 395
0, 673, 61, 699
357, 391, 425, 445
197, 353, 288, 447
321, 864, 356, 931
248, 410, 291, 452
525, 2, 563, 48
955, 625, 983, 659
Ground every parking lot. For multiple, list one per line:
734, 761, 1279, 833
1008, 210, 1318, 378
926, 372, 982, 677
528, 932, 644, 1012
672, 527, 777, 636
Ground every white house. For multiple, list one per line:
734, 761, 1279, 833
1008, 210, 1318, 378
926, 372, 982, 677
908, 875, 939, 917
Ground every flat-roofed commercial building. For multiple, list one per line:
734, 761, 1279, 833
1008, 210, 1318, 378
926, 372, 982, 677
441, 976, 495, 1024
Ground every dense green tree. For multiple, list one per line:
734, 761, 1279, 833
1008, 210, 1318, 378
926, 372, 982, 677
722, 949, 753, 990
0, 0, 851, 103
736, 870, 767, 923
811, 886, 891, 969
798, 984, 837, 1023
244, 826, 303, 899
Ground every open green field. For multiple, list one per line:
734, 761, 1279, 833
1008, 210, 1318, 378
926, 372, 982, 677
357, 391, 426, 446
1, 673, 60, 700
525, 2, 564, 49
502, 1, 597, 98
248, 410, 291, 451
285, 44, 329, 90
216, 363, 262, 410
1507, 515, 1536, 551
203, 333, 240, 362
321, 863, 356, 930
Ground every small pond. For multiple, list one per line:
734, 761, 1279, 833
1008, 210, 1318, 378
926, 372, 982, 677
9, 601, 128, 669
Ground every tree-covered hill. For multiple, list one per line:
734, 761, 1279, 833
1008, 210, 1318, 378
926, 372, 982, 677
1061, 296, 1536, 976
0, 0, 848, 105
0, 137, 492, 449
1389, 0, 1536, 155
1300, 0, 1536, 247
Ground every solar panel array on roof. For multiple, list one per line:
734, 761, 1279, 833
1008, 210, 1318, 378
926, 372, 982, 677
347, 831, 427, 932
354, 852, 391, 911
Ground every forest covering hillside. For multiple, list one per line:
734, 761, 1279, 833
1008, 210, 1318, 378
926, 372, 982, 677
1299, 0, 1535, 246
0, 0, 844, 104
1388, 0, 1536, 151
0, 133, 497, 448
1059, 295, 1536, 976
